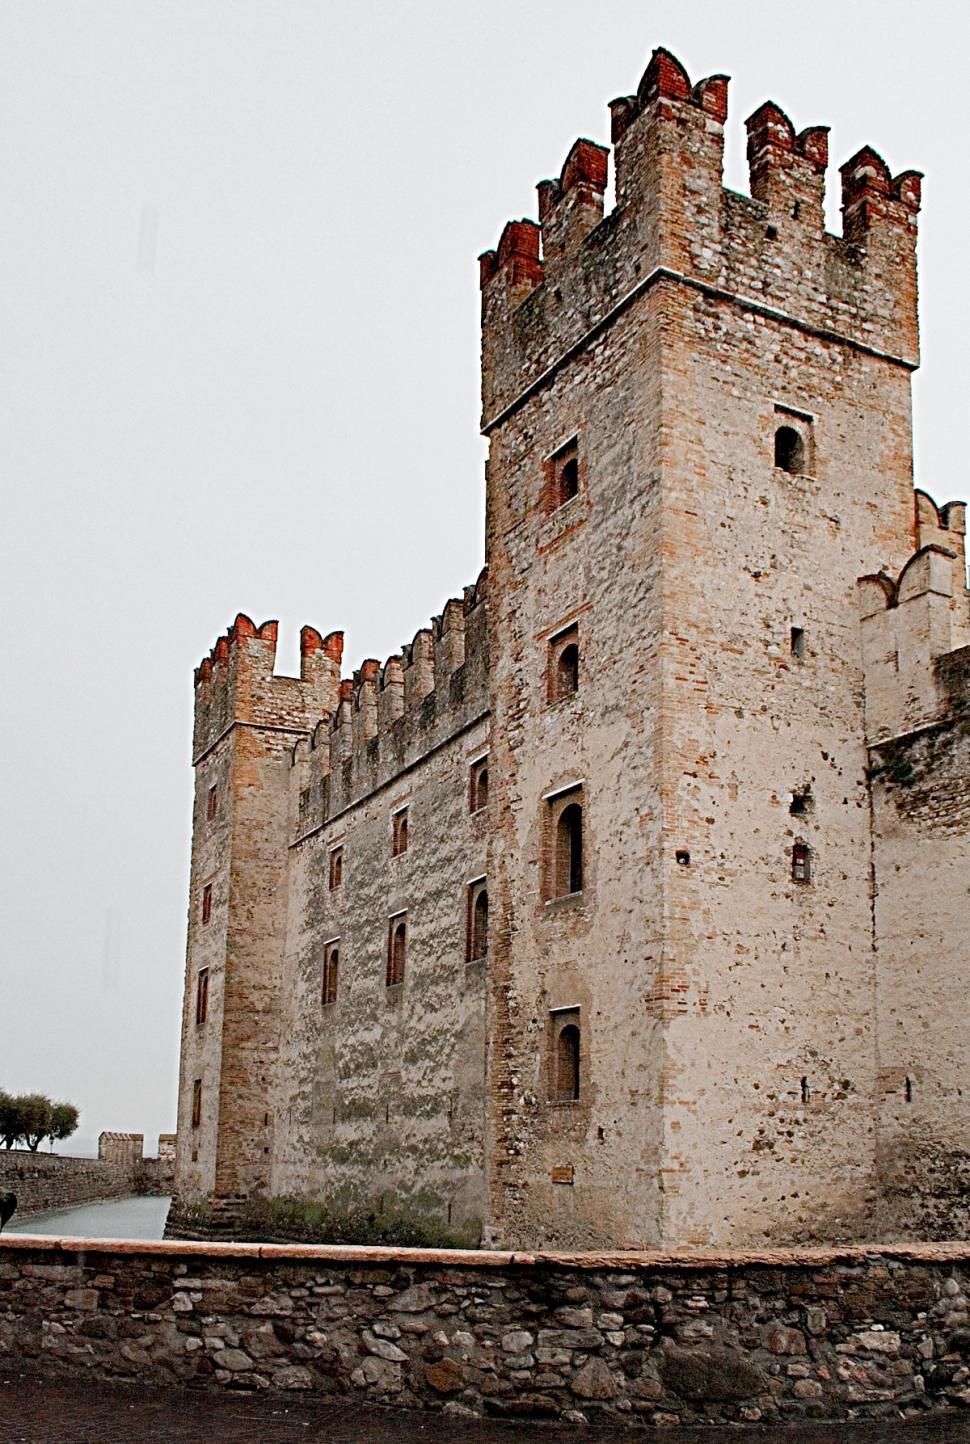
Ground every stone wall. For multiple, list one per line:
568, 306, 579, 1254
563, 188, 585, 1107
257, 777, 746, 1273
0, 1153, 137, 1218
1, 1236, 969, 1428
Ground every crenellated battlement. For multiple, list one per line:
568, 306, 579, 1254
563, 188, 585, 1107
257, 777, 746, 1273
858, 493, 970, 743
480, 45, 922, 426
192, 613, 343, 761
288, 569, 489, 834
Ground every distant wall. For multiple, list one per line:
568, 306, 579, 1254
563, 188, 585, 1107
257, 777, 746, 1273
0, 1236, 969, 1427
0, 1150, 174, 1219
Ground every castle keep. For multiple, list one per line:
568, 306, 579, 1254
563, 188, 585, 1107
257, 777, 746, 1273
172, 48, 969, 1249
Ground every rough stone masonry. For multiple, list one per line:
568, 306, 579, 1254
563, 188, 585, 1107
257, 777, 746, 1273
169, 44, 970, 1251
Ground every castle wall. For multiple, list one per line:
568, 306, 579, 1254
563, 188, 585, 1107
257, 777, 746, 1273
271, 591, 490, 1240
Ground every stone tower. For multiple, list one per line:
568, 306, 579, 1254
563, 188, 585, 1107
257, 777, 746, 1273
174, 617, 341, 1212
480, 48, 925, 1247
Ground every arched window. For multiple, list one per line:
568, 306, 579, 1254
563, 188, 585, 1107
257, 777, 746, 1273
557, 643, 579, 697
469, 756, 489, 813
774, 425, 804, 475
556, 1024, 581, 1101
322, 944, 339, 1005
558, 456, 579, 504
391, 807, 409, 856
468, 884, 488, 961
556, 802, 583, 896
387, 916, 407, 985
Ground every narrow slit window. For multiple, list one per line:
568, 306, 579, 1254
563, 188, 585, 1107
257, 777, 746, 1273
557, 803, 583, 896
387, 915, 407, 986
792, 842, 812, 883
201, 883, 212, 924
191, 1079, 202, 1129
329, 846, 343, 890
467, 881, 488, 962
322, 943, 339, 1006
800, 1076, 810, 1104
206, 785, 217, 822
195, 968, 209, 1026
299, 788, 311, 820
790, 627, 805, 661
469, 756, 489, 814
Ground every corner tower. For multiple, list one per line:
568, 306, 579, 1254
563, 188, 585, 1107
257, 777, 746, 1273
172, 616, 341, 1218
481, 48, 922, 1247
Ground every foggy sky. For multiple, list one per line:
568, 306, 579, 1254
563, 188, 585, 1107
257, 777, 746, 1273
1, 1, 966, 1154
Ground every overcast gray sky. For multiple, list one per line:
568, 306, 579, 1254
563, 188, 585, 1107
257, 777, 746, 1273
1, 1, 966, 1155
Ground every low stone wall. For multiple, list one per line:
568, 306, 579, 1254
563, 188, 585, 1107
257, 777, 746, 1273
0, 1237, 969, 1427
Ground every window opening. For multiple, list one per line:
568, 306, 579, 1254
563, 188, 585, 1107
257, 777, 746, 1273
299, 788, 311, 820
195, 968, 209, 1026
391, 807, 409, 857
557, 803, 583, 896
548, 624, 580, 703
201, 883, 212, 924
905, 1076, 913, 1103
469, 757, 489, 813
329, 846, 343, 890
467, 882, 488, 962
791, 842, 812, 883
790, 787, 812, 816
790, 626, 805, 661
191, 1079, 202, 1129
387, 915, 407, 986
547, 438, 580, 511
322, 944, 339, 1006
775, 425, 805, 474
800, 1076, 810, 1104
554, 1021, 581, 1102
206, 785, 217, 821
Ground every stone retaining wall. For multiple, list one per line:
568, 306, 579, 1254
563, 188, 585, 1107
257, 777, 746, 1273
0, 1237, 969, 1428
0, 1152, 173, 1218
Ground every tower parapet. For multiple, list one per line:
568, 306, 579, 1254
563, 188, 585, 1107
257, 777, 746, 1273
480, 46, 921, 426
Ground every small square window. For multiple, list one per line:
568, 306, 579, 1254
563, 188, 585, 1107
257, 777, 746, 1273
206, 785, 217, 821
469, 756, 489, 814
329, 846, 343, 890
201, 883, 212, 924
391, 807, 409, 857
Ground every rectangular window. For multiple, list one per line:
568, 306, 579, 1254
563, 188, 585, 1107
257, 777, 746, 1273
195, 968, 209, 1026
469, 755, 489, 814
191, 1079, 202, 1129
322, 941, 339, 1006
466, 878, 488, 963
548, 623, 580, 703
298, 787, 311, 820
792, 842, 812, 883
329, 846, 343, 890
206, 785, 217, 821
201, 883, 212, 924
790, 626, 805, 661
391, 806, 409, 857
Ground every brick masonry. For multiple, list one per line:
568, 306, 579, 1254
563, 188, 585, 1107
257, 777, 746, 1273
2, 1237, 970, 1427
172, 44, 970, 1252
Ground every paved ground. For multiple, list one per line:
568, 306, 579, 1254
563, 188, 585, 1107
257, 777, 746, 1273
5, 1196, 171, 1240
0, 1373, 968, 1444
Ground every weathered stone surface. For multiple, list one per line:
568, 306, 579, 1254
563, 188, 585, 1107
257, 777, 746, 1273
425, 1358, 465, 1394
570, 1357, 618, 1400
661, 1347, 767, 1402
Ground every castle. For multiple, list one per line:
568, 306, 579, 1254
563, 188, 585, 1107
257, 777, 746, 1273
172, 47, 970, 1250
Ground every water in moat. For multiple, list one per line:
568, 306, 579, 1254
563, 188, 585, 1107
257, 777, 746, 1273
5, 1194, 170, 1240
